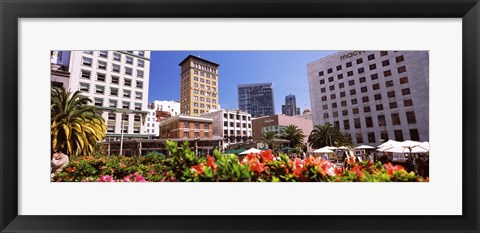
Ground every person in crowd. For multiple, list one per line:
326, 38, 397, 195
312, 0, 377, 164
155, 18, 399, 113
51, 150, 69, 179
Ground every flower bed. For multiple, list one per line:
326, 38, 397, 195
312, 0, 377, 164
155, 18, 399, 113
54, 141, 427, 182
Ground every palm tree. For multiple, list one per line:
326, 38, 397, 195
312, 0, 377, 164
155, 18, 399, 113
279, 125, 305, 148
51, 87, 107, 157
308, 123, 351, 149
261, 131, 276, 149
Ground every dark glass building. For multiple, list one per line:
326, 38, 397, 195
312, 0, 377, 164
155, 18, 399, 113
281, 94, 300, 116
238, 83, 275, 118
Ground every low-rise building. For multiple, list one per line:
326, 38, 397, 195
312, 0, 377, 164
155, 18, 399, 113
201, 109, 253, 149
159, 115, 213, 139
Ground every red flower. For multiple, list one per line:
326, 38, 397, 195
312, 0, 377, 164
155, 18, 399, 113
260, 150, 274, 162
351, 165, 364, 177
384, 162, 405, 176
291, 158, 306, 178
191, 163, 205, 175
248, 159, 266, 173
66, 166, 76, 173
244, 153, 258, 162
206, 155, 217, 171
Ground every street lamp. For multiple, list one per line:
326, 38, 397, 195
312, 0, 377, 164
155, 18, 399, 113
117, 109, 131, 156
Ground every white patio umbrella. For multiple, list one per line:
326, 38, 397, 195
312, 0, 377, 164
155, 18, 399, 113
377, 139, 400, 149
321, 146, 337, 150
239, 148, 262, 155
355, 145, 375, 149
337, 146, 349, 150
313, 148, 334, 153
384, 146, 429, 154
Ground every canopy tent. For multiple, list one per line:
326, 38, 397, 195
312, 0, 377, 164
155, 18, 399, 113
280, 146, 295, 152
322, 146, 337, 150
355, 145, 375, 149
313, 148, 334, 153
239, 148, 262, 155
337, 146, 349, 150
234, 148, 246, 154
377, 140, 400, 149
224, 149, 235, 154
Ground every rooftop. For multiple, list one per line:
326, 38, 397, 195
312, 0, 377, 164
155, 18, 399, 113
178, 55, 220, 67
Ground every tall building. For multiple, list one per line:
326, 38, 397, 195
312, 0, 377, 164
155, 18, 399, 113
281, 94, 300, 116
178, 55, 220, 116
50, 50, 151, 140
145, 108, 160, 138
307, 51, 429, 146
238, 83, 275, 118
201, 109, 252, 149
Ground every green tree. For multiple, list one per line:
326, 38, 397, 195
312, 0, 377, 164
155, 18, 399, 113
51, 87, 107, 157
308, 123, 351, 149
261, 131, 276, 149
279, 124, 305, 148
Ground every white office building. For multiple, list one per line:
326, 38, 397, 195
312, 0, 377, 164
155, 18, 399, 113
201, 109, 252, 149
152, 100, 180, 116
145, 109, 160, 138
50, 50, 151, 140
307, 51, 429, 146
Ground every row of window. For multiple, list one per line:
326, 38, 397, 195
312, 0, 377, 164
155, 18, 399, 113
95, 98, 143, 110
84, 50, 146, 64
106, 125, 142, 134
191, 82, 217, 92
81, 70, 144, 88
80, 83, 143, 99
192, 96, 217, 103
319, 67, 407, 88
321, 86, 411, 100
181, 131, 210, 139
223, 130, 250, 136
350, 128, 420, 144
326, 112, 417, 130
81, 57, 144, 77
223, 121, 252, 128
192, 76, 217, 85
193, 62, 217, 74
319, 53, 405, 76
223, 113, 251, 121
322, 98, 414, 112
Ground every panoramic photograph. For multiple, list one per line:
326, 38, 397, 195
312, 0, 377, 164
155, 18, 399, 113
50, 50, 429, 182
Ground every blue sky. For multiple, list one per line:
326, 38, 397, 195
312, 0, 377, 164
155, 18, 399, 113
148, 51, 336, 113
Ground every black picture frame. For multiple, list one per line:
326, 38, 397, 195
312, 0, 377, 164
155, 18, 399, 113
1, 0, 479, 232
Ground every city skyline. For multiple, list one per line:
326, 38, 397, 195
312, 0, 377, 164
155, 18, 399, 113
148, 51, 337, 113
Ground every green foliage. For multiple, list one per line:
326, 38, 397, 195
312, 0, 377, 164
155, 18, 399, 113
279, 124, 305, 148
308, 123, 352, 149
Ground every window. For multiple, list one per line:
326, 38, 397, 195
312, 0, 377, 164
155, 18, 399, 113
348, 80, 355, 86
112, 64, 120, 73
402, 88, 411, 95
109, 100, 117, 108
361, 86, 368, 93
395, 55, 404, 63
136, 81, 143, 89
400, 77, 409, 84
380, 131, 389, 141
356, 133, 363, 144
338, 74, 343, 79
193, 102, 198, 107
386, 80, 394, 87
343, 120, 350, 130
124, 79, 132, 87
369, 64, 377, 70
350, 89, 356, 95
126, 56, 133, 65
333, 111, 338, 117
378, 115, 386, 126
107, 126, 115, 133
406, 111, 417, 124
391, 113, 401, 125
212, 81, 216, 85
368, 54, 375, 60
364, 106, 371, 112
376, 104, 384, 111
99, 51, 108, 58
352, 108, 359, 114
123, 90, 131, 98
394, 130, 404, 141
122, 101, 130, 109
336, 65, 342, 71
107, 76, 118, 85
81, 70, 91, 79
200, 78, 204, 83
320, 79, 325, 85
380, 51, 388, 56
97, 61, 106, 70
110, 88, 118, 96
356, 58, 363, 64
398, 66, 407, 73
339, 83, 345, 88
371, 73, 378, 80
353, 118, 362, 129
113, 53, 121, 61
184, 121, 189, 128
365, 117, 373, 127
362, 96, 369, 103
94, 98, 103, 106
328, 76, 334, 82
79, 83, 89, 92
322, 104, 328, 110
108, 112, 116, 120
374, 94, 382, 100
323, 113, 329, 119
340, 92, 346, 97
321, 96, 327, 101
137, 59, 144, 68
384, 70, 392, 77
368, 132, 376, 143
387, 91, 396, 98
358, 67, 365, 74
137, 70, 144, 78
373, 83, 380, 90
212, 87, 216, 92
404, 99, 413, 106
347, 71, 354, 77
83, 51, 93, 54
342, 110, 348, 116
97, 73, 106, 82
329, 85, 335, 91
359, 77, 366, 83
95, 85, 104, 94
382, 60, 390, 67
125, 67, 132, 75
320, 87, 326, 93
346, 62, 352, 67
327, 68, 333, 74
410, 129, 420, 141
82, 57, 92, 67
330, 94, 336, 99
341, 101, 347, 107
138, 51, 145, 57
389, 102, 398, 109
319, 71, 324, 76
135, 92, 142, 100
184, 131, 190, 138
332, 102, 337, 108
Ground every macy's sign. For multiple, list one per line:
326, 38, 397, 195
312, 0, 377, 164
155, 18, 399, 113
340, 51, 366, 61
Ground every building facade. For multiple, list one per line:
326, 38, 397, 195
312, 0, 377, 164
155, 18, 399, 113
201, 109, 253, 149
281, 94, 300, 116
252, 114, 313, 151
151, 100, 180, 116
50, 50, 151, 140
307, 51, 429, 146
178, 55, 220, 116
238, 83, 275, 118
159, 115, 213, 139
145, 109, 160, 138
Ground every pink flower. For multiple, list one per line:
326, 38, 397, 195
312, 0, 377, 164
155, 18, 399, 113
97, 174, 114, 182
123, 174, 133, 182
134, 172, 147, 182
